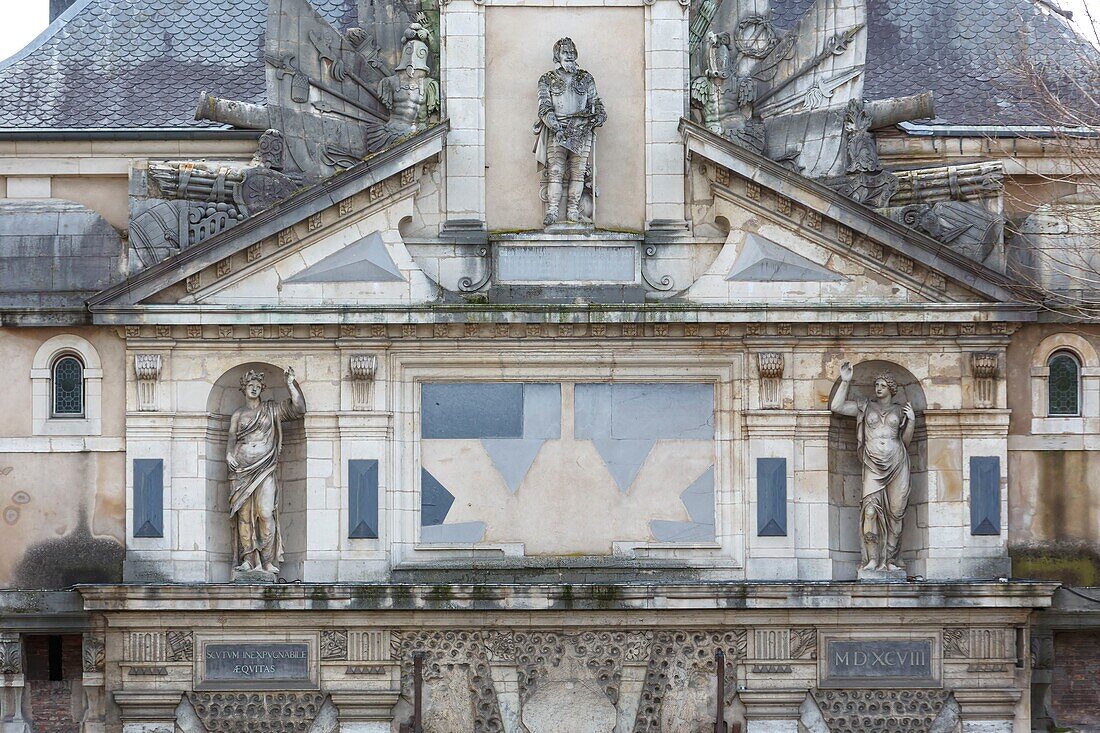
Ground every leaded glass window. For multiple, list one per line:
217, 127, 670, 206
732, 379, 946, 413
1048, 351, 1080, 416
52, 356, 84, 417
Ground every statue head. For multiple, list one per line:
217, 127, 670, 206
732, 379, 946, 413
873, 372, 899, 399
239, 369, 266, 399
398, 23, 431, 75
553, 37, 579, 73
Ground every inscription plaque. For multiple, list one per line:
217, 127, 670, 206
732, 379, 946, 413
822, 639, 936, 687
203, 643, 311, 687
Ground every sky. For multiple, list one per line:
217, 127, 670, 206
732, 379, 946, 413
0, 0, 1097, 64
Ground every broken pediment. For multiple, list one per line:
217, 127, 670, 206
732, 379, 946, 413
682, 120, 1020, 306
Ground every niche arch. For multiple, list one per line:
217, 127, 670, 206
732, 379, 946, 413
205, 362, 307, 581
827, 360, 928, 579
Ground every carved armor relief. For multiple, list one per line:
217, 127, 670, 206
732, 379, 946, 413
390, 628, 745, 732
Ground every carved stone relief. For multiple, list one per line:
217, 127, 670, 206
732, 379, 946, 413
811, 689, 951, 733
320, 630, 348, 661
0, 636, 21, 675
187, 692, 328, 733
166, 630, 194, 662
390, 628, 744, 733
196, 0, 440, 181
83, 636, 106, 673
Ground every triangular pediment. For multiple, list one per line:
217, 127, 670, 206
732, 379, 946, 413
88, 123, 446, 312
681, 120, 1021, 306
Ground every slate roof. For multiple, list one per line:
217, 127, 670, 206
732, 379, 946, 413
0, 0, 1095, 130
773, 0, 1100, 126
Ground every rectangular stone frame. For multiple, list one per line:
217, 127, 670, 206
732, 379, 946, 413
193, 632, 320, 691
817, 630, 943, 689
389, 345, 743, 569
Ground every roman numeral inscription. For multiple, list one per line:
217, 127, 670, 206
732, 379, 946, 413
824, 639, 936, 686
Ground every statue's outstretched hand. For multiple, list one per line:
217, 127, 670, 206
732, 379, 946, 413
903, 402, 916, 422
284, 366, 296, 384
839, 361, 854, 383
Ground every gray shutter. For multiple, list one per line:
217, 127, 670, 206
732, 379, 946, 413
757, 457, 787, 537
133, 459, 163, 538
970, 456, 1001, 536
348, 459, 380, 539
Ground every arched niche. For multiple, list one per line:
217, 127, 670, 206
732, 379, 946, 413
827, 360, 929, 579
205, 362, 307, 581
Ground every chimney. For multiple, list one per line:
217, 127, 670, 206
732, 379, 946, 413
49, 0, 78, 22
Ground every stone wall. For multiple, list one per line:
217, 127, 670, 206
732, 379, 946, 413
1006, 324, 1100, 584
0, 327, 126, 588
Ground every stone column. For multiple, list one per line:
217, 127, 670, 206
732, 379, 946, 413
329, 691, 400, 733
953, 689, 1022, 733
113, 691, 184, 733
738, 690, 805, 733
644, 0, 689, 233
0, 634, 30, 733
441, 0, 487, 234
80, 633, 107, 733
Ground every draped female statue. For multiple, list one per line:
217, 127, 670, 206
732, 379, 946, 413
829, 361, 916, 575
226, 367, 306, 581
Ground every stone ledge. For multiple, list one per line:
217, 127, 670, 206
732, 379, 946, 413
76, 581, 1059, 612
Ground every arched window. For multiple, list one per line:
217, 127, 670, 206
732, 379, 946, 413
1047, 350, 1080, 416
52, 355, 85, 417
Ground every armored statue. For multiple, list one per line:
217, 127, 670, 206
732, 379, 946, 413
829, 362, 916, 576
533, 37, 606, 227
226, 367, 306, 581
369, 23, 441, 151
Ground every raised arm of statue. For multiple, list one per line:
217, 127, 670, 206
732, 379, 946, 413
280, 366, 307, 420
829, 361, 859, 417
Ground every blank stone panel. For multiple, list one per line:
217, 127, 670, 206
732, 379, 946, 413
348, 459, 379, 539
421, 383, 524, 439
969, 456, 1001, 536
133, 458, 164, 538
421, 383, 561, 439
574, 383, 714, 440
757, 457, 787, 537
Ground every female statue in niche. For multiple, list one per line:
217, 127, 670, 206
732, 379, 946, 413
226, 367, 306, 580
830, 362, 916, 574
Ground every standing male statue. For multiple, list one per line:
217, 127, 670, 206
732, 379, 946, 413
226, 367, 306, 580
829, 362, 916, 576
533, 37, 606, 227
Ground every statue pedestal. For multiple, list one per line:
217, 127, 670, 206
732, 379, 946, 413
544, 221, 595, 235
857, 567, 907, 583
232, 567, 277, 583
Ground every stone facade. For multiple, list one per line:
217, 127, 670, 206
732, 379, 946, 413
1, 0, 1099, 731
